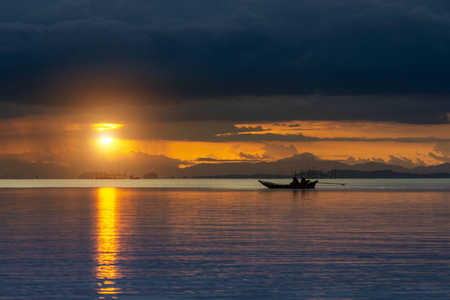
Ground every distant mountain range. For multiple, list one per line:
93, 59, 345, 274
179, 153, 450, 178
1, 153, 450, 179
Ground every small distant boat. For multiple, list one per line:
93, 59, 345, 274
258, 179, 318, 190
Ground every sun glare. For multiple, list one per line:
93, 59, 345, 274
92, 123, 123, 131
100, 137, 114, 144
91, 123, 121, 152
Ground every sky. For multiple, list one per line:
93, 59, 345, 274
1, 0, 450, 178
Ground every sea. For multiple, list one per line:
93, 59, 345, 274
0, 179, 448, 299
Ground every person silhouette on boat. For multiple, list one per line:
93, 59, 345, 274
300, 177, 309, 188
291, 176, 300, 188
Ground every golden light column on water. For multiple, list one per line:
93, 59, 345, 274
96, 187, 121, 295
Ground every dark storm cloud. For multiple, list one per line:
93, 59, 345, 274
1, 0, 450, 123
132, 95, 448, 124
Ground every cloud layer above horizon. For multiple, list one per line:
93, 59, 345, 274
1, 0, 450, 124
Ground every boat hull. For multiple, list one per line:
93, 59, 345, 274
258, 180, 318, 190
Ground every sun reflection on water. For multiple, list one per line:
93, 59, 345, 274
96, 187, 121, 296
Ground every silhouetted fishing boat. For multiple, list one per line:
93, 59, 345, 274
258, 179, 318, 189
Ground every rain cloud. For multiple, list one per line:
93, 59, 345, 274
0, 1, 449, 124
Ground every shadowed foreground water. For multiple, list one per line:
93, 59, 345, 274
0, 187, 449, 299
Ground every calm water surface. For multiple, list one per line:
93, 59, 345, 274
0, 179, 449, 299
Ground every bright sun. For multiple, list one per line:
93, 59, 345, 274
100, 137, 114, 144
92, 123, 121, 152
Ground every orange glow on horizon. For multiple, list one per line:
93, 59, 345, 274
114, 139, 442, 166
233, 120, 450, 140
0, 115, 448, 168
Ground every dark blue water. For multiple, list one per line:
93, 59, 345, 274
0, 180, 449, 299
